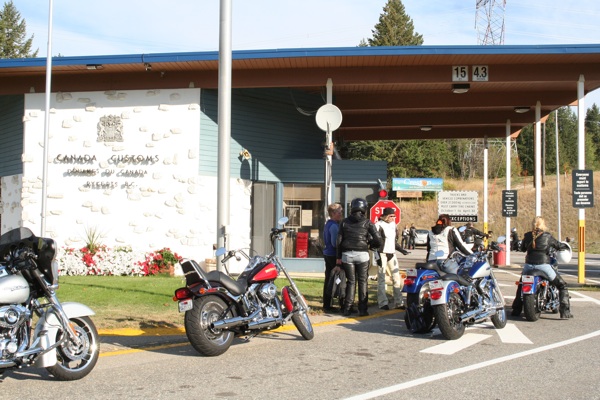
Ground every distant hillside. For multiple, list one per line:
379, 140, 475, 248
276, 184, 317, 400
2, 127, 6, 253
395, 173, 600, 252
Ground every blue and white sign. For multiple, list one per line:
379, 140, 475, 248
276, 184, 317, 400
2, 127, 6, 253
392, 178, 443, 192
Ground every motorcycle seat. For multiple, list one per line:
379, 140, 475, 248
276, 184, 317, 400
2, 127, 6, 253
441, 272, 471, 287
415, 261, 438, 271
206, 270, 247, 296
522, 269, 552, 281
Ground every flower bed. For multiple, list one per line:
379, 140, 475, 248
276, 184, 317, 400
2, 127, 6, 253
58, 246, 182, 276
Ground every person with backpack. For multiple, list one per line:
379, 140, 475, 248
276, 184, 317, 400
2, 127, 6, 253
322, 203, 343, 313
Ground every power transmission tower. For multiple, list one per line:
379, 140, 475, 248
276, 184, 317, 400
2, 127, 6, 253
475, 0, 506, 45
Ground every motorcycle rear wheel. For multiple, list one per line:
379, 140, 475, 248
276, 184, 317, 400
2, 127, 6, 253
433, 292, 466, 340
286, 287, 314, 340
46, 316, 99, 381
523, 293, 541, 321
404, 293, 435, 334
185, 295, 235, 356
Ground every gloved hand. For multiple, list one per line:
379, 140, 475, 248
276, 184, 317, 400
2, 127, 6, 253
400, 249, 410, 255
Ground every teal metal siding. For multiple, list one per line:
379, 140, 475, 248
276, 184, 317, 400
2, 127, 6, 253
198, 88, 387, 184
0, 95, 24, 176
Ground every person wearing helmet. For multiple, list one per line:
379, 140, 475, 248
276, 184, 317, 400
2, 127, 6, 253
336, 198, 382, 317
511, 216, 573, 319
460, 222, 489, 251
510, 227, 520, 251
426, 214, 473, 269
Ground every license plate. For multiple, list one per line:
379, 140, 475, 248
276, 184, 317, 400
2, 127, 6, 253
429, 280, 443, 290
522, 275, 535, 283
407, 268, 417, 277
178, 299, 193, 313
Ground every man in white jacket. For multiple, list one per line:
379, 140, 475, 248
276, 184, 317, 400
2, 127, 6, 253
375, 208, 410, 310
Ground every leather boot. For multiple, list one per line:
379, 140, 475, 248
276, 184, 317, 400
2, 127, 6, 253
552, 276, 574, 319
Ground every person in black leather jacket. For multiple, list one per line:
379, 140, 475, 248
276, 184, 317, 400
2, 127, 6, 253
336, 198, 382, 317
511, 216, 573, 319
460, 222, 489, 250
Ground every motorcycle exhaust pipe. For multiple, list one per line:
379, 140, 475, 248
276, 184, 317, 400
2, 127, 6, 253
246, 317, 282, 330
211, 310, 261, 330
459, 307, 484, 323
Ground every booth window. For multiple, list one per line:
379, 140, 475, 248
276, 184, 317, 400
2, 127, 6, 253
282, 184, 325, 259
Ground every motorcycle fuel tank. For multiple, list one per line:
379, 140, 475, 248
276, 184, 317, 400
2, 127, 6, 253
0, 274, 31, 304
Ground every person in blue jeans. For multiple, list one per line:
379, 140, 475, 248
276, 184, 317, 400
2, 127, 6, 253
322, 203, 343, 312
511, 216, 573, 319
336, 198, 382, 317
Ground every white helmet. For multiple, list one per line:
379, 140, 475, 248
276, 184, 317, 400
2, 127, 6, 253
556, 242, 572, 264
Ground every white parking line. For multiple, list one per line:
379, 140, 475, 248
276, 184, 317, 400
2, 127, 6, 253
420, 333, 491, 355
570, 290, 600, 305
345, 330, 600, 400
496, 323, 533, 344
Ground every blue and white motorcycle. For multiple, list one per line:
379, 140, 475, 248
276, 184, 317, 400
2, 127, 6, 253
402, 261, 441, 333
428, 238, 507, 340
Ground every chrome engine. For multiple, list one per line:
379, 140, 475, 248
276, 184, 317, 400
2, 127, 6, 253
0, 305, 30, 328
0, 304, 31, 360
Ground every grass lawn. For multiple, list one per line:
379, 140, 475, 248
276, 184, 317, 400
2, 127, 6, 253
56, 275, 327, 330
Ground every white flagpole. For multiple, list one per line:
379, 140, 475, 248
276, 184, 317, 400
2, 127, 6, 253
40, 0, 54, 236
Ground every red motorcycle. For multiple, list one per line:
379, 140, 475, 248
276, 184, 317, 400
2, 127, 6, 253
173, 217, 314, 356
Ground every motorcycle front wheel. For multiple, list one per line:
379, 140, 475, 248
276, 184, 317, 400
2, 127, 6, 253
185, 295, 235, 356
523, 292, 541, 321
286, 287, 314, 340
46, 316, 100, 381
433, 292, 466, 340
490, 286, 507, 329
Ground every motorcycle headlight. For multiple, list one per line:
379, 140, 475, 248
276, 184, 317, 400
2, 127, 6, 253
462, 255, 475, 270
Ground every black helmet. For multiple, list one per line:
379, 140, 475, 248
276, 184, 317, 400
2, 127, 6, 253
350, 198, 368, 214
511, 227, 517, 233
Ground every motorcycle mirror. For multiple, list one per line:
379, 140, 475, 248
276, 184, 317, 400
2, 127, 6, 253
215, 247, 227, 257
497, 235, 506, 244
458, 226, 466, 232
278, 216, 289, 226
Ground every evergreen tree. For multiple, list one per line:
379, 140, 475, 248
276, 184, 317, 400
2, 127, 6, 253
347, 1, 426, 189
366, 0, 423, 46
0, 0, 38, 58
586, 103, 600, 166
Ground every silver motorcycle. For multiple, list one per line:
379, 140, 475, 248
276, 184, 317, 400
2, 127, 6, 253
0, 227, 99, 380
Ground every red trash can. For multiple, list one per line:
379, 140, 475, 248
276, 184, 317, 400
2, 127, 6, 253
493, 243, 506, 267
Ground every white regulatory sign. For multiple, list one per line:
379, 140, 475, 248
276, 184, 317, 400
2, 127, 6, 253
437, 191, 478, 216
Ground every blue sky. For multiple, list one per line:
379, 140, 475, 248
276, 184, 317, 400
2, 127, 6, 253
11, 0, 600, 106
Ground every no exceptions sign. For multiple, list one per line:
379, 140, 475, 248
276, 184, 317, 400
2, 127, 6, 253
437, 191, 478, 222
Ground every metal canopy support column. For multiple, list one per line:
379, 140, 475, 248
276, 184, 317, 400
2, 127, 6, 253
577, 75, 586, 284
483, 136, 489, 236
534, 101, 542, 216
216, 0, 232, 270
505, 119, 511, 266
325, 78, 333, 218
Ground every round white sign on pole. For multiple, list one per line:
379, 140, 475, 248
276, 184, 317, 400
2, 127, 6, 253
315, 104, 342, 132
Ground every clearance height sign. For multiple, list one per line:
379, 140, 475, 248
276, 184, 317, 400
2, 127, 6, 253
437, 191, 479, 222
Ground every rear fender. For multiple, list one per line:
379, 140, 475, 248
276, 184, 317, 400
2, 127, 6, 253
520, 275, 540, 295
402, 268, 440, 294
430, 280, 461, 306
